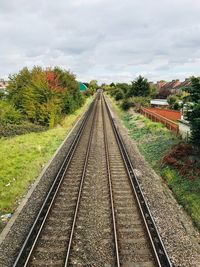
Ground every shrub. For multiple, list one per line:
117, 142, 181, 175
121, 99, 133, 110
131, 96, 150, 111
167, 95, 178, 106
0, 122, 46, 137
7, 66, 84, 127
173, 102, 180, 110
114, 90, 124, 101
161, 142, 200, 179
0, 100, 22, 124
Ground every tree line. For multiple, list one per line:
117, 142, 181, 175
104, 75, 156, 110
0, 66, 87, 136
104, 75, 200, 149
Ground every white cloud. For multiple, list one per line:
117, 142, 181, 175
0, 0, 200, 82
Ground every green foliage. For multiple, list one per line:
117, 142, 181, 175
185, 77, 200, 148
121, 98, 133, 110
0, 91, 6, 100
186, 77, 200, 102
188, 101, 200, 147
114, 89, 124, 101
131, 96, 150, 111
0, 122, 46, 137
7, 66, 84, 127
149, 83, 158, 98
101, 84, 113, 92
7, 67, 32, 111
161, 167, 200, 229
167, 95, 180, 110
173, 102, 180, 110
88, 80, 98, 95
0, 100, 22, 124
107, 82, 130, 100
115, 83, 131, 97
167, 95, 178, 106
128, 75, 150, 97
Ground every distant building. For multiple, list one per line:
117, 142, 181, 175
157, 79, 191, 98
150, 99, 169, 107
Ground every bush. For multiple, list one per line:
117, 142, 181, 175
7, 66, 84, 127
167, 95, 178, 106
0, 101, 22, 124
114, 90, 124, 101
131, 96, 150, 111
0, 122, 46, 137
121, 99, 133, 110
173, 102, 180, 110
162, 142, 200, 180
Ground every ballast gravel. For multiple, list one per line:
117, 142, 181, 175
107, 98, 200, 267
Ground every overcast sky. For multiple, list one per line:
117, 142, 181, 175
0, 0, 200, 83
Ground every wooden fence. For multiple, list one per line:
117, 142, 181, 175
140, 107, 179, 133
145, 108, 181, 121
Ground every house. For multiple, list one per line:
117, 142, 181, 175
157, 78, 191, 98
171, 79, 191, 94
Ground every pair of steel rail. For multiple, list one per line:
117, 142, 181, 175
13, 93, 172, 267
103, 94, 172, 267
13, 98, 98, 267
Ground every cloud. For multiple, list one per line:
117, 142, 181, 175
0, 0, 200, 82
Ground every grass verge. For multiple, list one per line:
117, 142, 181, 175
0, 97, 92, 229
108, 96, 200, 230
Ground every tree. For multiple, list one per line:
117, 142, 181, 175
185, 77, 200, 102
114, 90, 124, 101
115, 83, 131, 98
7, 66, 84, 127
149, 83, 158, 98
88, 80, 98, 95
110, 82, 115, 87
7, 67, 32, 110
128, 76, 150, 97
186, 77, 200, 148
167, 95, 178, 107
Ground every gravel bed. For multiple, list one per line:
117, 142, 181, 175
104, 100, 157, 266
107, 98, 200, 267
0, 108, 89, 267
69, 98, 115, 266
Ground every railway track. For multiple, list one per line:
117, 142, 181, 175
13, 93, 172, 267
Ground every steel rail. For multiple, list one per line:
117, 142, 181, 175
103, 94, 173, 267
101, 95, 120, 267
64, 93, 98, 266
13, 97, 97, 267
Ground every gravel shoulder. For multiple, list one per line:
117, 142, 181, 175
107, 97, 200, 267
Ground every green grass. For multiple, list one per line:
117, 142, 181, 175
0, 97, 92, 215
108, 95, 200, 230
